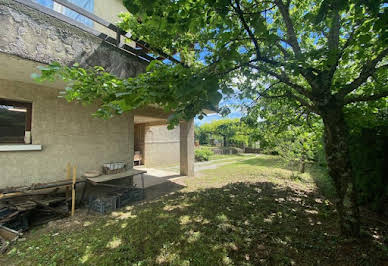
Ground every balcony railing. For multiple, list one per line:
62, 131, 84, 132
14, 0, 181, 64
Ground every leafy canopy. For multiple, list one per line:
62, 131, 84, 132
246, 95, 324, 164
35, 0, 387, 126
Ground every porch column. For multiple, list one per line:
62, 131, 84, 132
180, 119, 194, 176
128, 112, 134, 169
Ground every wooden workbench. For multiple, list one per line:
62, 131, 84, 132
81, 169, 147, 204
86, 169, 146, 183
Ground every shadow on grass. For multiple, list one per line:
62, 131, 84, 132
8, 182, 387, 265
145, 180, 185, 201
239, 156, 337, 199
238, 156, 307, 173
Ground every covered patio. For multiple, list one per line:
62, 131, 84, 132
133, 166, 186, 200
133, 107, 195, 177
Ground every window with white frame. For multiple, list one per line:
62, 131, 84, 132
0, 99, 32, 144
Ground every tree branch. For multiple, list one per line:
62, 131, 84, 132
248, 64, 316, 112
231, 0, 279, 66
326, 6, 341, 84
274, 0, 301, 56
327, 8, 341, 56
339, 48, 388, 97
232, 0, 261, 56
255, 81, 282, 101
210, 57, 260, 76
345, 90, 388, 104
249, 64, 312, 99
328, 28, 355, 83
259, 91, 317, 113
275, 43, 291, 58
274, 0, 322, 90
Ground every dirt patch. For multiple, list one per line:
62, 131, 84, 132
23, 209, 100, 241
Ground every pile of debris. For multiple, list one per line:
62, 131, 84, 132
0, 180, 78, 253
0, 165, 146, 253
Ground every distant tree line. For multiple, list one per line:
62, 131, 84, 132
195, 118, 260, 148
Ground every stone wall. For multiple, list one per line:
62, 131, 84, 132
0, 0, 147, 78
144, 124, 180, 168
0, 79, 134, 188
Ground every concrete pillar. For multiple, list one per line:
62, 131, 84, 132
180, 119, 195, 176
128, 112, 134, 169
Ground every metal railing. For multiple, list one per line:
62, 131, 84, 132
14, 0, 181, 64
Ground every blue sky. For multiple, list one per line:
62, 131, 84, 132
194, 94, 252, 126
194, 109, 242, 126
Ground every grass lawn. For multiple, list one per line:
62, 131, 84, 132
209, 153, 248, 161
2, 155, 387, 265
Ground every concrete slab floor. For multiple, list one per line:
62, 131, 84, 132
132, 166, 186, 201
133, 166, 183, 188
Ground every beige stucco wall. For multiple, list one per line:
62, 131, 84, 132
143, 124, 180, 168
94, 0, 128, 36
134, 123, 145, 162
0, 79, 134, 188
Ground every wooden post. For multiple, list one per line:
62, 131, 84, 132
71, 165, 76, 216
66, 163, 71, 200
141, 173, 145, 199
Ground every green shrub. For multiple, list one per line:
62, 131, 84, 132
195, 147, 214, 161
349, 126, 388, 214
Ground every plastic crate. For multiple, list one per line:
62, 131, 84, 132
88, 188, 144, 213
117, 188, 144, 208
88, 195, 119, 214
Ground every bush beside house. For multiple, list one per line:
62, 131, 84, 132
194, 147, 214, 161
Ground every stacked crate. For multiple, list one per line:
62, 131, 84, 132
88, 188, 144, 214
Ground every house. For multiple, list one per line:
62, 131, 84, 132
0, 0, 195, 189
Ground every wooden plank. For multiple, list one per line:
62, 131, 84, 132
87, 169, 146, 183
39, 197, 67, 205
0, 179, 86, 197
0, 191, 60, 201
0, 211, 20, 224
0, 226, 20, 242
86, 180, 133, 189
66, 163, 71, 200
29, 200, 69, 217
71, 166, 76, 216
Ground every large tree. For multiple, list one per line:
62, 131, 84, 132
245, 95, 324, 173
36, 0, 387, 236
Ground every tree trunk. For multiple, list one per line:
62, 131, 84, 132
299, 155, 305, 173
321, 106, 360, 237
223, 136, 227, 147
